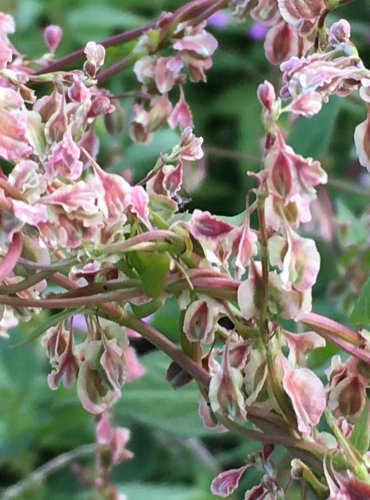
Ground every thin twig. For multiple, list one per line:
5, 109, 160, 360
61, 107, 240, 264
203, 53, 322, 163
2, 444, 95, 499
327, 178, 370, 198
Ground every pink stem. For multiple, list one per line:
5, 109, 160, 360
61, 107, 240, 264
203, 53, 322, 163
36, 0, 225, 75
302, 312, 370, 363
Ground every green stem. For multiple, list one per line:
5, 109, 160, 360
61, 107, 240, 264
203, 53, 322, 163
0, 270, 52, 294
257, 202, 297, 426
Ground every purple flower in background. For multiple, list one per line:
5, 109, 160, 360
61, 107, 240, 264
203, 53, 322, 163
359, 172, 370, 187
208, 11, 232, 30
248, 23, 268, 40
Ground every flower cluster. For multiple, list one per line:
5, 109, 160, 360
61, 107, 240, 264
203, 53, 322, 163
1, 2, 370, 498
131, 21, 217, 142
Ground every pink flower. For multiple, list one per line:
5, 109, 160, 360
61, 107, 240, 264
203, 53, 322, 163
251, 0, 280, 26
122, 346, 145, 381
77, 340, 120, 414
211, 464, 250, 497
271, 227, 321, 292
68, 75, 90, 103
183, 298, 218, 344
282, 362, 326, 434
168, 87, 193, 129
277, 0, 325, 27
154, 56, 184, 94
45, 124, 83, 180
264, 21, 299, 65
89, 155, 130, 216
130, 103, 152, 144
282, 329, 325, 366
0, 307, 18, 338
173, 24, 218, 58
189, 209, 234, 241
323, 457, 370, 499
0, 108, 32, 162
124, 185, 151, 227
326, 356, 368, 420
43, 322, 79, 390
162, 162, 183, 196
354, 110, 370, 171
146, 95, 173, 132
84, 41, 105, 77
286, 91, 322, 116
209, 339, 246, 420
9, 160, 46, 202
280, 51, 368, 102
0, 12, 15, 34
100, 336, 126, 392
232, 211, 258, 278
96, 413, 133, 465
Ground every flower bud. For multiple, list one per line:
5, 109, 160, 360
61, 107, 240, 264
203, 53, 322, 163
44, 25, 63, 53
104, 99, 125, 135
257, 80, 275, 110
328, 19, 351, 47
83, 41, 105, 77
147, 95, 172, 132
88, 96, 115, 118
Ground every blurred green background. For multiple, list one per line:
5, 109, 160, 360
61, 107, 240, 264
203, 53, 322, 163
1, 0, 370, 498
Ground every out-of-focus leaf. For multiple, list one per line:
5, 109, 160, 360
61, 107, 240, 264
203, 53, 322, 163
113, 129, 180, 178
288, 95, 341, 158
120, 482, 208, 500
116, 351, 213, 436
350, 277, 370, 324
66, 6, 146, 30
350, 403, 370, 455
336, 199, 367, 246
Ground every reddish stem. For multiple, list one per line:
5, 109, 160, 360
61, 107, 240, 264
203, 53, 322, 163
36, 0, 226, 76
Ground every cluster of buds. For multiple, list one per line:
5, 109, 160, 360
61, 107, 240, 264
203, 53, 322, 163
131, 21, 217, 142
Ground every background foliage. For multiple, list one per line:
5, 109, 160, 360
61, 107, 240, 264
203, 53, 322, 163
1, 0, 370, 498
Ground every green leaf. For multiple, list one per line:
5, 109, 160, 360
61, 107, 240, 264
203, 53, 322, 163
336, 199, 367, 246
114, 129, 180, 179
67, 6, 146, 30
120, 482, 207, 500
131, 297, 164, 318
350, 403, 370, 455
350, 277, 370, 324
117, 351, 212, 436
130, 252, 170, 298
10, 307, 85, 348
288, 95, 341, 158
